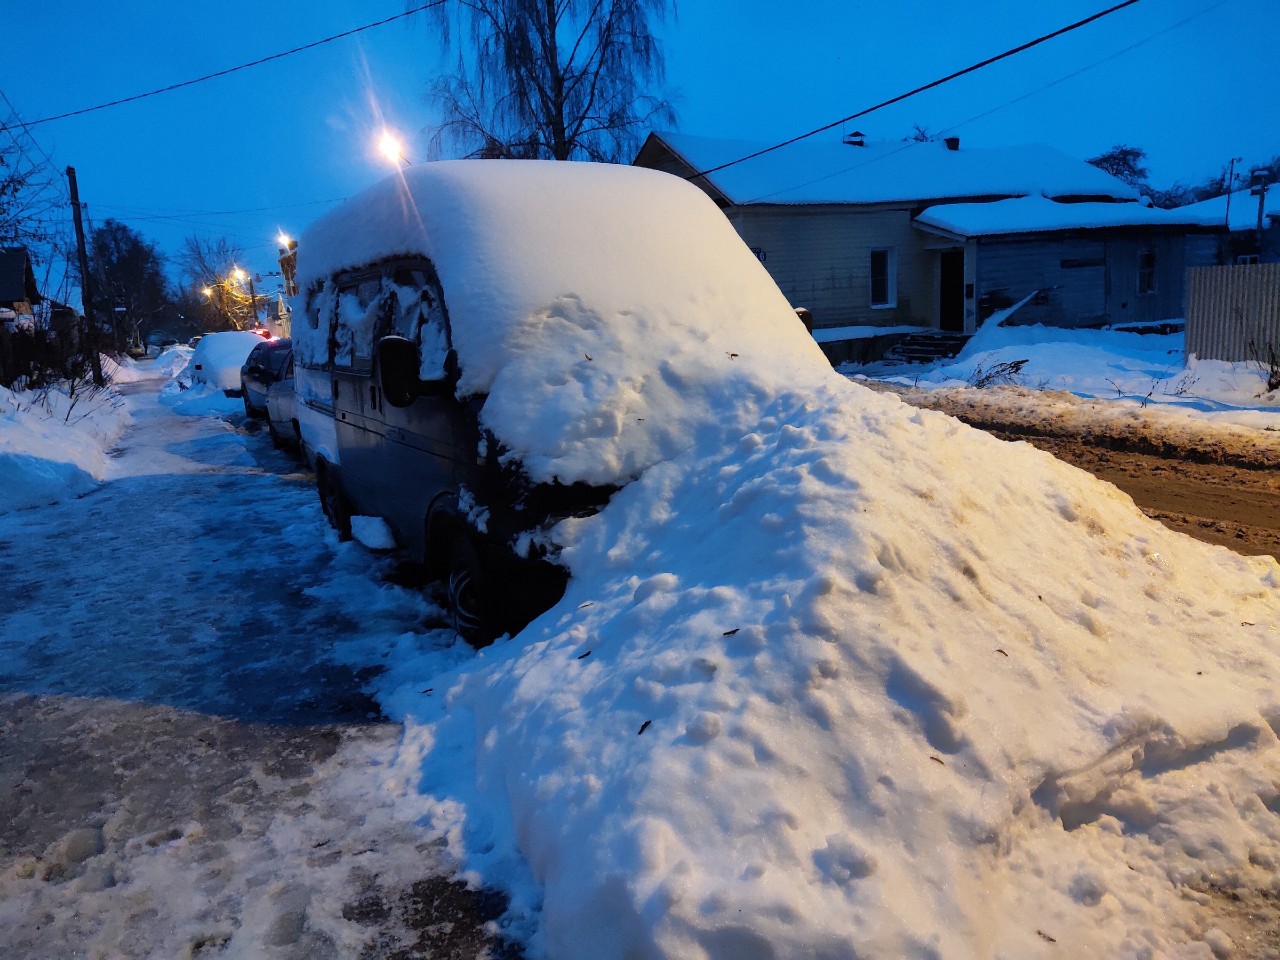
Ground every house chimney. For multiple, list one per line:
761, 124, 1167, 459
944, 136, 960, 151
843, 130, 866, 147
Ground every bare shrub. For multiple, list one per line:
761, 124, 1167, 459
968, 359, 1028, 389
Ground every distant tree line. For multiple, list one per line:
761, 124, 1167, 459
1086, 143, 1280, 209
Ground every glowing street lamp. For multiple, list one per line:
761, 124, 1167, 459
378, 130, 410, 167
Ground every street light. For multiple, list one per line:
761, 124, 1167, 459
277, 231, 299, 299
378, 130, 410, 167
201, 267, 260, 330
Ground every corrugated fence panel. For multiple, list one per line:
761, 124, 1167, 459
1186, 264, 1280, 362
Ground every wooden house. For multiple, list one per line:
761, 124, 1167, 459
635, 133, 1211, 360
0, 247, 43, 321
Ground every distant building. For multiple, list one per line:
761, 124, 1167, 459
635, 133, 1211, 361
0, 247, 43, 322
1180, 187, 1280, 265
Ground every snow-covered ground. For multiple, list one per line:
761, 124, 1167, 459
845, 319, 1280, 441
0, 379, 506, 959
7, 161, 1280, 959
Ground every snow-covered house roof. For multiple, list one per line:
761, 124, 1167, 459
915, 194, 1208, 239
1178, 188, 1280, 232
637, 131, 1139, 207
0, 247, 43, 308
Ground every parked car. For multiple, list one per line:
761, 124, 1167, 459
188, 330, 269, 394
264, 351, 299, 450
239, 338, 292, 418
294, 161, 817, 646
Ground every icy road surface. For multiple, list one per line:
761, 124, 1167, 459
0, 379, 516, 959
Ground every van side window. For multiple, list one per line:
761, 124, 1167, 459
391, 266, 450, 382
334, 278, 386, 367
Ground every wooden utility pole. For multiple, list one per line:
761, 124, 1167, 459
65, 166, 105, 387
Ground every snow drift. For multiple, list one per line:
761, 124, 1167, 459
0, 382, 129, 513
302, 161, 1280, 958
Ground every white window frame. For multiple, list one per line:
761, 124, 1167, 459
869, 247, 897, 309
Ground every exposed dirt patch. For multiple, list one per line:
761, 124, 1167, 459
991, 434, 1280, 561
873, 382, 1280, 562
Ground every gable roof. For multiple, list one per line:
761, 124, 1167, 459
0, 247, 43, 306
1178, 188, 1280, 232
638, 131, 1139, 207
916, 194, 1207, 239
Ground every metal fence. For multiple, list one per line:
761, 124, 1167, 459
1185, 263, 1280, 362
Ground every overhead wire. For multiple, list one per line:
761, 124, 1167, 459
738, 0, 1225, 205
686, 0, 1144, 182
6, 1, 448, 131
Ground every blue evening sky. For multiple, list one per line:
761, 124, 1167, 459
4, 0, 1277, 299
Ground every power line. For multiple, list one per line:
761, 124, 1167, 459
90, 196, 348, 222
688, 0, 1144, 181
8, 1, 447, 131
739, 0, 1222, 205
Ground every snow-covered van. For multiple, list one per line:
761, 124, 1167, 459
293, 160, 826, 644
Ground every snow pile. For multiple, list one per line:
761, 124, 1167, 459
295, 160, 1280, 958
181, 331, 263, 392
0, 381, 129, 513
160, 333, 262, 417
298, 160, 829, 486
365, 375, 1280, 960
860, 323, 1279, 433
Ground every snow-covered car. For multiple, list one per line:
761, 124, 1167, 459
295, 161, 819, 645
188, 330, 269, 395
264, 351, 299, 450
239, 337, 292, 418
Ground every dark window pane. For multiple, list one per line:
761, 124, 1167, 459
870, 249, 890, 305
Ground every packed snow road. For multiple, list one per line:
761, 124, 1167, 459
0, 377, 515, 959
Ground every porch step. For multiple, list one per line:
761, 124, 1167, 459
883, 332, 971, 364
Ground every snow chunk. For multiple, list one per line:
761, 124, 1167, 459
351, 515, 397, 551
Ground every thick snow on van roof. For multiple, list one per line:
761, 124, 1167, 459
297, 160, 831, 486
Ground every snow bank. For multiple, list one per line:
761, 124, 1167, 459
299, 160, 1280, 958
865, 324, 1279, 432
368, 374, 1280, 960
297, 160, 830, 486
0, 383, 129, 513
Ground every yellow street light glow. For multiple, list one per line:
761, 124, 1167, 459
277, 231, 292, 247
231, 267, 247, 282
378, 130, 405, 166
202, 286, 213, 298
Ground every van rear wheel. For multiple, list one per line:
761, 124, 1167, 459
448, 537, 496, 648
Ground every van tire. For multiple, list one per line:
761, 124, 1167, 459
448, 536, 495, 648
267, 418, 284, 448
318, 464, 352, 541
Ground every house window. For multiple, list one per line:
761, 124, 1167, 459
1137, 247, 1157, 295
870, 247, 896, 308
1237, 254, 1261, 265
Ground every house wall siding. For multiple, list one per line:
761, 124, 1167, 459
731, 206, 935, 329
975, 233, 1187, 328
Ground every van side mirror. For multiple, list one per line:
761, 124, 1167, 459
377, 336, 422, 407
377, 336, 456, 407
